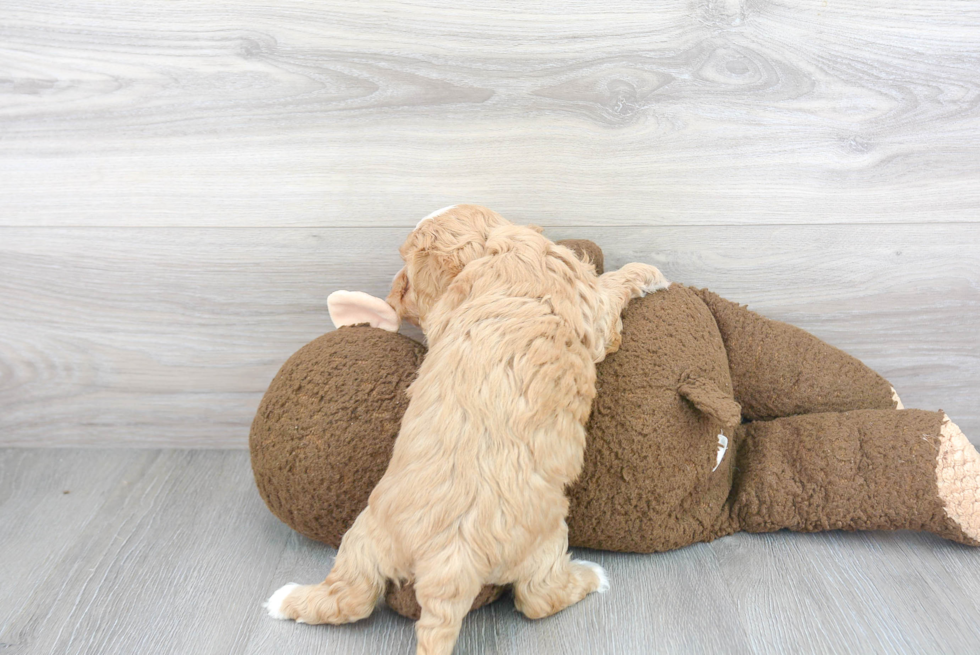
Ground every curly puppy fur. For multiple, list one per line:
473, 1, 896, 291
267, 205, 668, 655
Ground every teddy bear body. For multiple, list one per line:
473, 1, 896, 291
567, 283, 738, 552
250, 239, 978, 619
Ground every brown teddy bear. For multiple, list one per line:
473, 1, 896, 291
250, 239, 980, 620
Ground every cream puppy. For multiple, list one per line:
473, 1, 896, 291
266, 205, 668, 655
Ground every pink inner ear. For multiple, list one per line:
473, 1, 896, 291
327, 291, 400, 332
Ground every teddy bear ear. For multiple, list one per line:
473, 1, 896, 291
555, 239, 604, 275
327, 291, 400, 332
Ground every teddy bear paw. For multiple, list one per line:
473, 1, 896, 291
936, 415, 980, 542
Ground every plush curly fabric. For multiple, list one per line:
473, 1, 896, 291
693, 288, 897, 421
730, 409, 970, 542
565, 284, 737, 553
250, 327, 424, 547
251, 283, 736, 551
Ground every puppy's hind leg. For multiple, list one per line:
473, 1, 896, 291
265, 510, 387, 625
512, 522, 608, 620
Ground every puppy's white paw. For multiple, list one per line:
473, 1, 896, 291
264, 583, 300, 620
640, 270, 670, 296
574, 560, 610, 594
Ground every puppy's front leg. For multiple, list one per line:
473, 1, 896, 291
600, 262, 669, 303
597, 263, 669, 357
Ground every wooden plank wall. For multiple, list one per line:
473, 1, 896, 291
1, 0, 977, 447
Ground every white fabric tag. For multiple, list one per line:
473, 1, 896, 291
713, 433, 729, 472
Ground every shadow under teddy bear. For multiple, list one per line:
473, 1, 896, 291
250, 238, 980, 619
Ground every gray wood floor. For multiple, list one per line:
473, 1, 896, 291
2, 448, 980, 655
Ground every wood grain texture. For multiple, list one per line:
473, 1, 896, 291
1, 0, 979, 226
0, 450, 146, 648
713, 530, 980, 653
3, 449, 980, 654
1, 224, 976, 447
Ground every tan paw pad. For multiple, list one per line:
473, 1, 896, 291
937, 416, 980, 541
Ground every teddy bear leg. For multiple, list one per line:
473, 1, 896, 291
694, 288, 899, 421
729, 409, 979, 545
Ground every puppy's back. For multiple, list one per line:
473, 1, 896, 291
370, 227, 600, 569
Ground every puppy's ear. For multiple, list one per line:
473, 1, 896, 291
423, 274, 475, 344
528, 224, 545, 234
413, 237, 486, 281
389, 267, 409, 303
386, 267, 414, 321
399, 249, 454, 322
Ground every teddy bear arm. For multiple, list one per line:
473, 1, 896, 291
693, 288, 898, 421
727, 409, 978, 545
